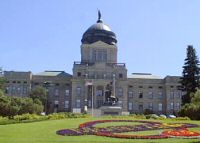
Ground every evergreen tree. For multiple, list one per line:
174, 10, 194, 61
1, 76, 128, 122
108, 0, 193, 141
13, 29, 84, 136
181, 45, 200, 104
0, 77, 6, 91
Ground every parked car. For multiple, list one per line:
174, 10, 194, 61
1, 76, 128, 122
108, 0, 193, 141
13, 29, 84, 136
168, 114, 176, 118
150, 114, 159, 119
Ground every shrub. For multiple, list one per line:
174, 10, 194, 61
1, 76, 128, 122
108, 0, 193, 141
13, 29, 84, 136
178, 103, 200, 120
48, 113, 66, 120
179, 89, 200, 120
144, 114, 159, 119
0, 116, 9, 122
13, 113, 46, 121
171, 116, 190, 121
129, 114, 146, 119
47, 112, 88, 120
143, 109, 154, 115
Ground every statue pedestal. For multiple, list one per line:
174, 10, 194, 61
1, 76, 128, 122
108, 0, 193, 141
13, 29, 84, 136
100, 106, 122, 116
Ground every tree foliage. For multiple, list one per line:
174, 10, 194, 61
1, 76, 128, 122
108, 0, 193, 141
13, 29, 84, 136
0, 77, 6, 91
29, 86, 47, 106
0, 92, 43, 117
181, 45, 200, 104
178, 89, 200, 120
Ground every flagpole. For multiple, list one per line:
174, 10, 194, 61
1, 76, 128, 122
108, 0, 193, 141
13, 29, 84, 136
113, 74, 116, 97
91, 79, 94, 117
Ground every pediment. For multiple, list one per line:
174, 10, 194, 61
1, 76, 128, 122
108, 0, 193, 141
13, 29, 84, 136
90, 41, 110, 47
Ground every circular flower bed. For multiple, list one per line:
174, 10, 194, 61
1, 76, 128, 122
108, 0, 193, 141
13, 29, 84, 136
56, 120, 199, 139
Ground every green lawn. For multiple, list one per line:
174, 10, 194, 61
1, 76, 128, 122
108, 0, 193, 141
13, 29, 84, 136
0, 117, 200, 143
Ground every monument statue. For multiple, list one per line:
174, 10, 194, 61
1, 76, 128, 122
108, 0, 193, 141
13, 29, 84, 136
104, 82, 118, 106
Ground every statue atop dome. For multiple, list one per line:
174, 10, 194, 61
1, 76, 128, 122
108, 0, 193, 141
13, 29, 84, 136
97, 10, 102, 23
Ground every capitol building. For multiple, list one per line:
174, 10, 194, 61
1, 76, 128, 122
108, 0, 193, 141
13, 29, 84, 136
3, 12, 182, 116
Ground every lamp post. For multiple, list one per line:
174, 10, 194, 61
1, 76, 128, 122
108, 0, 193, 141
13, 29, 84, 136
43, 81, 51, 114
85, 77, 94, 117
84, 74, 88, 113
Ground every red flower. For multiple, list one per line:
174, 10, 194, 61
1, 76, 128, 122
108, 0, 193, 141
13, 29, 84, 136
162, 128, 200, 138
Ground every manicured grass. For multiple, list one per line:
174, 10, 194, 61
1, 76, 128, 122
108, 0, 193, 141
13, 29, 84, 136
94, 121, 142, 127
0, 117, 200, 143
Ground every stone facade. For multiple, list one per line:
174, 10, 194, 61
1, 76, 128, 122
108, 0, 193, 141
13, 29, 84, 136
4, 71, 32, 97
127, 74, 182, 115
2, 13, 182, 115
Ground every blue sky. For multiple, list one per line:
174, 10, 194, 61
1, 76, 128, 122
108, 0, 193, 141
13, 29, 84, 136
0, 0, 200, 77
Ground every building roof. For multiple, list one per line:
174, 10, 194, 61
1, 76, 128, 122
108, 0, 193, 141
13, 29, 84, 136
35, 71, 71, 77
81, 11, 117, 45
128, 73, 162, 79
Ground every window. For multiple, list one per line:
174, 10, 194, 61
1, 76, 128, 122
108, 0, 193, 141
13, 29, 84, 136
148, 91, 153, 99
158, 86, 163, 89
12, 86, 16, 94
128, 91, 133, 98
93, 49, 107, 62
176, 91, 181, 98
54, 100, 59, 108
65, 90, 70, 96
34, 82, 39, 85
77, 72, 81, 77
64, 101, 69, 108
88, 100, 92, 107
97, 100, 103, 108
103, 74, 106, 79
119, 73, 123, 78
17, 87, 21, 94
170, 102, 174, 110
170, 91, 174, 99
158, 92, 163, 99
175, 102, 180, 110
158, 103, 162, 111
54, 100, 59, 104
149, 102, 153, 110
76, 87, 81, 96
118, 88, 123, 96
55, 89, 59, 96
118, 100, 123, 107
139, 104, 143, 112
174, 91, 177, 98
23, 87, 27, 94
139, 91, 143, 98
128, 102, 133, 110
5, 87, 9, 94
76, 100, 81, 108
96, 90, 103, 96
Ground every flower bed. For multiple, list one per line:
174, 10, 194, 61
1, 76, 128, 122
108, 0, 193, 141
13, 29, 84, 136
161, 128, 200, 138
56, 119, 199, 139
